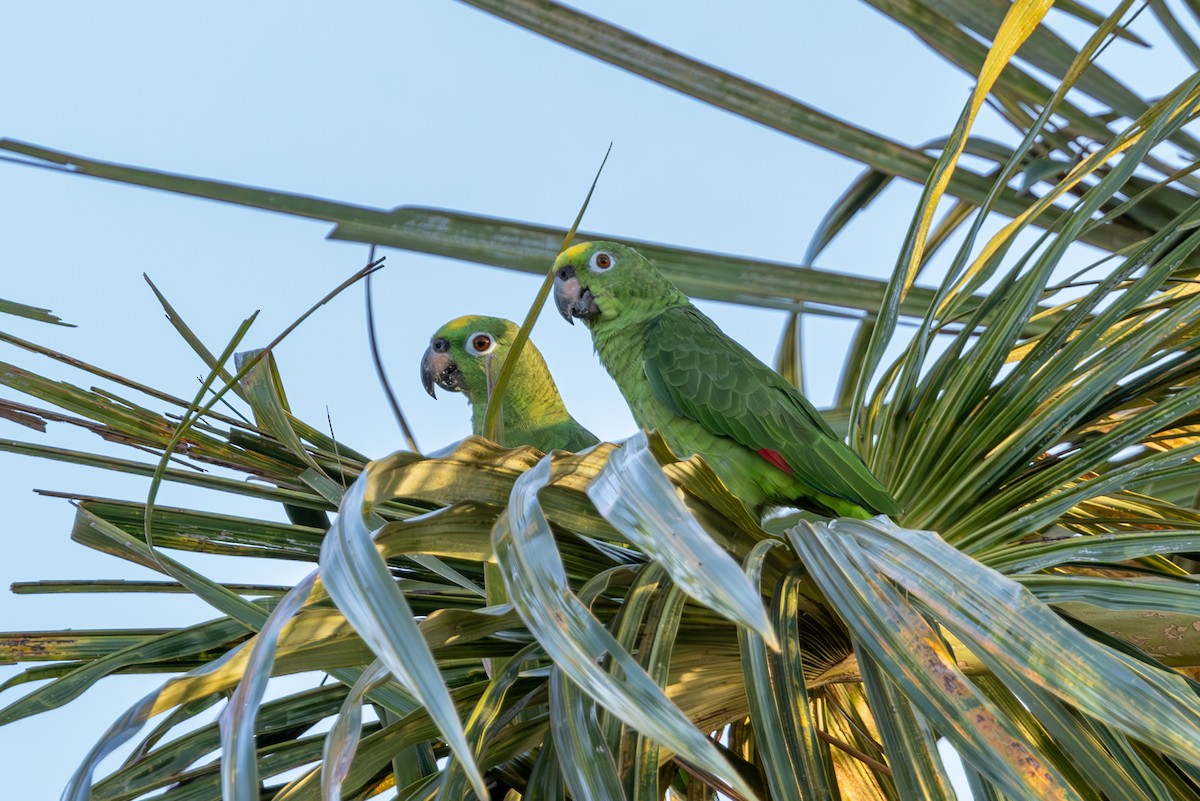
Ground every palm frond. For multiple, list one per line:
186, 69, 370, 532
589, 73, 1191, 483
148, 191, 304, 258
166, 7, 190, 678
6, 1, 1200, 799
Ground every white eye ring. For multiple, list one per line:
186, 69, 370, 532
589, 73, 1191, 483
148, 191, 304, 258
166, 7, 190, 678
465, 332, 497, 356
588, 251, 616, 273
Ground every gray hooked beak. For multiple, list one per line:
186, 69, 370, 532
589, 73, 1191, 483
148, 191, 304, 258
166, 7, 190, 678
420, 338, 464, 398
552, 264, 599, 324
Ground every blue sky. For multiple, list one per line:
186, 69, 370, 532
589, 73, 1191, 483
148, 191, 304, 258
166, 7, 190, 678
0, 2, 1194, 797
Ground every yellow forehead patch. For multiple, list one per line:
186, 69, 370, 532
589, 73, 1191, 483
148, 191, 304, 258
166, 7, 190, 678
559, 241, 596, 263
437, 315, 519, 342
443, 315, 484, 333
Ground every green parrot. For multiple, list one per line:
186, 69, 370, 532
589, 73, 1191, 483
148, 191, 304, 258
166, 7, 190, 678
551, 241, 901, 519
421, 315, 599, 453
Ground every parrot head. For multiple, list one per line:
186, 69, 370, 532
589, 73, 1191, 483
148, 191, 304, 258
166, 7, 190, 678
420, 315, 520, 402
552, 241, 686, 327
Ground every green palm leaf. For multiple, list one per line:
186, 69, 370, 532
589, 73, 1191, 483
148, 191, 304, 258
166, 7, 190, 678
6, 2, 1200, 799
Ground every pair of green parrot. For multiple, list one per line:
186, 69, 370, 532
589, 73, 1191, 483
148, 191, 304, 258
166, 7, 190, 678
420, 241, 900, 520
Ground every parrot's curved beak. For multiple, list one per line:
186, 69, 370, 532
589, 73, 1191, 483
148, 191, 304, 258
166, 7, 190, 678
553, 264, 599, 324
420, 340, 464, 398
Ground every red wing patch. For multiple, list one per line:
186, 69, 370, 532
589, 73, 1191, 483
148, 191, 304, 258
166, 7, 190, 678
757, 448, 793, 475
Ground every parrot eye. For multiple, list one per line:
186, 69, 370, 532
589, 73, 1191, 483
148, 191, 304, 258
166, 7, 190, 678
588, 251, 615, 273
466, 332, 496, 355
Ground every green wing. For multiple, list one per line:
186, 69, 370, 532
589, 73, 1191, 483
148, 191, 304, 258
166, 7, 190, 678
643, 306, 901, 515
546, 419, 600, 452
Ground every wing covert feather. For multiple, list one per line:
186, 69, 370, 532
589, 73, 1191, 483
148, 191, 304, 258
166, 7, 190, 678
643, 307, 899, 514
